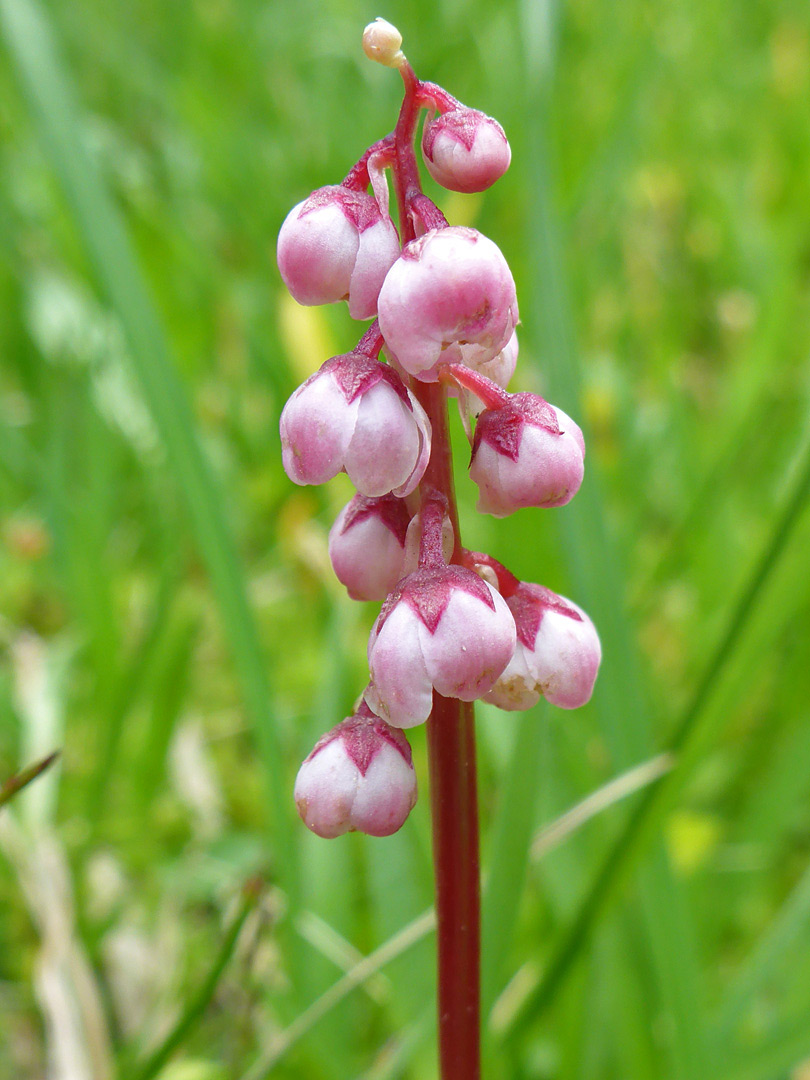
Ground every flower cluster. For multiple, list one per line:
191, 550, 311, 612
280, 19, 600, 839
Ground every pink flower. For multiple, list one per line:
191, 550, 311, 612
328, 493, 411, 602
280, 352, 431, 497
422, 108, 511, 193
485, 584, 601, 710
470, 396, 585, 516
277, 186, 400, 319
377, 227, 518, 382
295, 704, 417, 838
365, 564, 516, 728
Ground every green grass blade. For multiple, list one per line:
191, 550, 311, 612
724, 1016, 810, 1080
514, 8, 707, 1072
241, 910, 437, 1079
714, 858, 810, 1040
0, 412, 34, 486
132, 608, 200, 813
0, 751, 60, 810
361, 1009, 433, 1080
129, 878, 262, 1080
481, 708, 546, 1018
504, 423, 810, 1037
86, 546, 181, 826
0, 0, 293, 890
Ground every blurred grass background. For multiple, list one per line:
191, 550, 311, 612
2, 0, 810, 1077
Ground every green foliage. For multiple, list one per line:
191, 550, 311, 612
2, 0, 810, 1076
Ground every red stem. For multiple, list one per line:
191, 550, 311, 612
416, 80, 461, 114
445, 362, 511, 410
461, 549, 521, 598
427, 696, 481, 1080
410, 193, 449, 233
391, 60, 481, 1080
414, 379, 480, 1080
392, 62, 424, 233
354, 320, 384, 359
417, 491, 449, 569
342, 134, 396, 191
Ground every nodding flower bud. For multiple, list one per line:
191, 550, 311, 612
328, 493, 411, 602
422, 108, 511, 193
484, 583, 601, 711
280, 352, 431, 498
295, 703, 417, 838
277, 186, 400, 320
377, 226, 518, 382
362, 18, 405, 67
365, 564, 516, 728
470, 396, 585, 517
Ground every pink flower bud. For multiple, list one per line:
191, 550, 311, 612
422, 108, 511, 193
485, 584, 601, 710
328, 493, 411, 602
295, 704, 417, 838
365, 565, 516, 728
280, 352, 431, 497
470, 396, 585, 516
377, 227, 518, 382
277, 186, 400, 320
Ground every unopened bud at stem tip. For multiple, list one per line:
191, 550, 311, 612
363, 18, 406, 67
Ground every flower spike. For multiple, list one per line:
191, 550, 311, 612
279, 28, 600, 1079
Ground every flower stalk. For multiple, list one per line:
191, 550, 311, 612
388, 73, 483, 1066
411, 362, 482, 1080
277, 18, 600, 1079
427, 695, 481, 1079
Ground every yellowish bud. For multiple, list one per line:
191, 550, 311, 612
362, 18, 405, 68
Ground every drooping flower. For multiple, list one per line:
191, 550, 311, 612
280, 351, 431, 497
377, 226, 518, 382
295, 703, 417, 838
365, 563, 516, 728
328, 493, 412, 602
277, 186, 400, 319
485, 583, 601, 710
421, 107, 511, 193
470, 395, 585, 516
